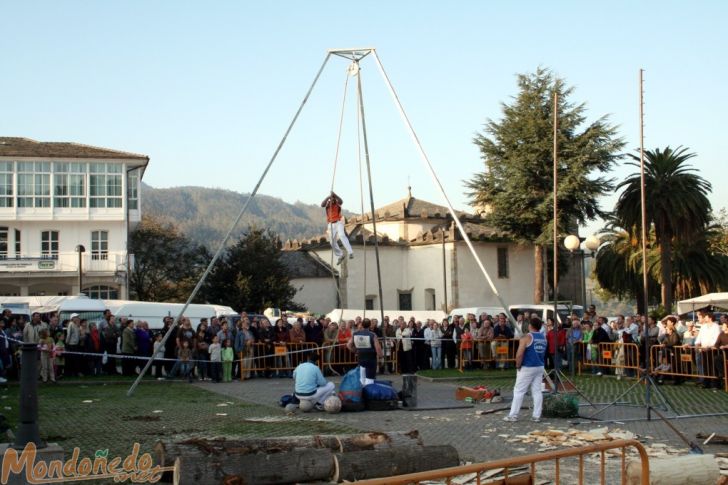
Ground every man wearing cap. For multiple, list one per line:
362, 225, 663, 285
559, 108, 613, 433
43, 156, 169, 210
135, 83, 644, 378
66, 313, 82, 376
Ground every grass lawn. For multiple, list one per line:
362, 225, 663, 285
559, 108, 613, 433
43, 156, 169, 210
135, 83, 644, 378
0, 381, 354, 459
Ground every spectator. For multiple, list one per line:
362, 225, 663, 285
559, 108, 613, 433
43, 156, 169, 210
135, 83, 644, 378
222, 338, 234, 382
545, 317, 566, 370
65, 314, 81, 377
258, 319, 275, 378
714, 318, 728, 389
304, 318, 323, 346
85, 322, 102, 376
425, 320, 443, 370
476, 318, 494, 369
239, 321, 255, 379
177, 340, 193, 383
323, 321, 338, 371
24, 312, 47, 344
566, 319, 583, 375
273, 319, 291, 377
396, 319, 415, 374
38, 329, 56, 383
121, 320, 138, 376
695, 311, 721, 388
54, 332, 65, 379
135, 321, 153, 359
101, 315, 120, 376
0, 319, 11, 383
152, 333, 165, 379
195, 329, 210, 381
442, 318, 456, 369
461, 327, 474, 370
209, 335, 222, 383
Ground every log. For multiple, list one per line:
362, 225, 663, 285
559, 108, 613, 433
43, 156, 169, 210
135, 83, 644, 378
627, 454, 720, 485
697, 432, 728, 445
335, 445, 460, 482
156, 443, 457, 484
155, 431, 422, 468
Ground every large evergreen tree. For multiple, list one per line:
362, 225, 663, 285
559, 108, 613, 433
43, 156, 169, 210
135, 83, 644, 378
614, 146, 712, 311
202, 229, 305, 312
128, 216, 210, 302
467, 68, 624, 302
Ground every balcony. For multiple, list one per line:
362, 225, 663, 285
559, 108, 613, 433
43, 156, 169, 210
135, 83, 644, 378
0, 251, 127, 274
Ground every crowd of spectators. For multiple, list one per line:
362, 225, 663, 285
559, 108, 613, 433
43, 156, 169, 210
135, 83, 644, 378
0, 306, 725, 388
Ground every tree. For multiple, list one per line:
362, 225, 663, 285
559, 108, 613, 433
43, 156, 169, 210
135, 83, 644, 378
467, 67, 624, 302
128, 216, 211, 302
202, 228, 305, 312
614, 146, 712, 311
595, 219, 728, 313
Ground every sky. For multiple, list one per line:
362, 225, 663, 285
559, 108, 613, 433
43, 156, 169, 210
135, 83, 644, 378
2, 1, 726, 238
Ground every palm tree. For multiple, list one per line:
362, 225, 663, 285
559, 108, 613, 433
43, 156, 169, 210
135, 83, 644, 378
614, 146, 712, 311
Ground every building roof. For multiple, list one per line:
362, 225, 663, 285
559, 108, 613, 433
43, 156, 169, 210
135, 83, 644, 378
283, 190, 510, 252
280, 250, 336, 278
0, 137, 149, 162
348, 189, 473, 224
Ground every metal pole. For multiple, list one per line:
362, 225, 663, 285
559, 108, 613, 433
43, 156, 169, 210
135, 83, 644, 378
553, 91, 561, 388
355, 62, 385, 326
127, 52, 333, 397
370, 50, 518, 327
442, 232, 448, 312
78, 251, 83, 294
14, 343, 44, 448
639, 68, 651, 419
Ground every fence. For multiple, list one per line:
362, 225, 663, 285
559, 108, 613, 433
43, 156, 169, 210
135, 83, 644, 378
578, 342, 641, 377
459, 338, 518, 372
648, 345, 727, 385
237, 342, 321, 380
355, 439, 650, 485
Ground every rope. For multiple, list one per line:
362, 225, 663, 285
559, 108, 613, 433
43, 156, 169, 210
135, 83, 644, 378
327, 69, 352, 315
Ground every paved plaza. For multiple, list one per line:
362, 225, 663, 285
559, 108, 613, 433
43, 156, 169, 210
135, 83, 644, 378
197, 374, 728, 464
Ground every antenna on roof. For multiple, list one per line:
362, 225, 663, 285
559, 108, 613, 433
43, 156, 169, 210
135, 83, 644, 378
407, 176, 412, 198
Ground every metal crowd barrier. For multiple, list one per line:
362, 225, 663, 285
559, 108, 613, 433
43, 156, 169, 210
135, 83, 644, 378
648, 344, 726, 384
459, 338, 518, 372
355, 439, 650, 485
578, 342, 641, 376
238, 342, 321, 380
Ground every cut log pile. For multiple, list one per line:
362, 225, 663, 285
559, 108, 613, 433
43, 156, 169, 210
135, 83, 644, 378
154, 431, 460, 484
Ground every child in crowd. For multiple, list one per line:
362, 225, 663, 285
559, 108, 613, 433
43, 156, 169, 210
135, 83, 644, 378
152, 334, 165, 379
38, 329, 56, 383
178, 340, 193, 383
209, 336, 222, 383
651, 356, 672, 385
222, 338, 234, 383
461, 327, 473, 370
54, 332, 65, 379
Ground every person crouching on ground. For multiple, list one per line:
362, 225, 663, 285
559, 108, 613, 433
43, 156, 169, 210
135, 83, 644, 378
293, 352, 335, 411
504, 317, 547, 423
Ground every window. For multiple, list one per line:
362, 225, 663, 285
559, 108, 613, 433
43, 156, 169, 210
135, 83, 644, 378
425, 288, 436, 311
41, 231, 59, 259
14, 229, 20, 258
0, 162, 12, 207
0, 227, 7, 259
91, 230, 108, 260
89, 163, 122, 208
398, 291, 412, 311
17, 162, 50, 208
497, 247, 509, 278
365, 296, 375, 311
127, 169, 139, 210
83, 285, 118, 299
54, 162, 86, 208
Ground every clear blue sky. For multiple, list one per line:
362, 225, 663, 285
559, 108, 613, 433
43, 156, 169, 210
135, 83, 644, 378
2, 1, 726, 236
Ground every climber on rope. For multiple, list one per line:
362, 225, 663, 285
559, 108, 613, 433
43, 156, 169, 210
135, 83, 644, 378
321, 191, 354, 265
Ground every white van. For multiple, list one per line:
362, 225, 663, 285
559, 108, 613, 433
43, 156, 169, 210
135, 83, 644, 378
508, 304, 583, 326
448, 306, 508, 324
104, 300, 238, 330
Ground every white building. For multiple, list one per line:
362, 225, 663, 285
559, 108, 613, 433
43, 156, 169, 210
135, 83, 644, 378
283, 190, 536, 314
0, 137, 148, 298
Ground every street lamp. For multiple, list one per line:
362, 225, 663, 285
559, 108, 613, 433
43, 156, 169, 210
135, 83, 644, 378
75, 244, 85, 295
563, 234, 600, 307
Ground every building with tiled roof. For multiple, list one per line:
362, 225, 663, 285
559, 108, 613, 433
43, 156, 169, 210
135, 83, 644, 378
283, 188, 537, 314
0, 137, 148, 298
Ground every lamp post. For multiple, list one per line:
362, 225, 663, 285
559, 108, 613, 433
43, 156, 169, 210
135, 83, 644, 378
563, 234, 600, 307
75, 244, 85, 295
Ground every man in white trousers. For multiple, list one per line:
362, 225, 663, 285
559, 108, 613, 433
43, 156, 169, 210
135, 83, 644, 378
293, 352, 335, 411
504, 317, 547, 422
322, 191, 353, 265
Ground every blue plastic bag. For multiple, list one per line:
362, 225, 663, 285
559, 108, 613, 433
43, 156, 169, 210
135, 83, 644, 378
338, 367, 363, 404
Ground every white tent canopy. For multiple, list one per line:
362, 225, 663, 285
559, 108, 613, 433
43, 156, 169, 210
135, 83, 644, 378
676, 292, 728, 315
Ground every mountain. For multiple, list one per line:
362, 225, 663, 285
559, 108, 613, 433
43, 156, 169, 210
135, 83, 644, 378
141, 183, 329, 247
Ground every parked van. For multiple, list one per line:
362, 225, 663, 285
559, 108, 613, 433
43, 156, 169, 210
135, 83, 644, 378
103, 300, 238, 330
0, 296, 106, 325
448, 306, 507, 324
508, 304, 583, 326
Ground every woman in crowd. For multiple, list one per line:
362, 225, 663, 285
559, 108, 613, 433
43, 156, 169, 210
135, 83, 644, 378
273, 318, 291, 377
476, 317, 494, 369
195, 327, 210, 380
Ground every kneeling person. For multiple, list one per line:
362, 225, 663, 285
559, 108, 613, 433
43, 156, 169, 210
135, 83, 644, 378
293, 352, 335, 410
